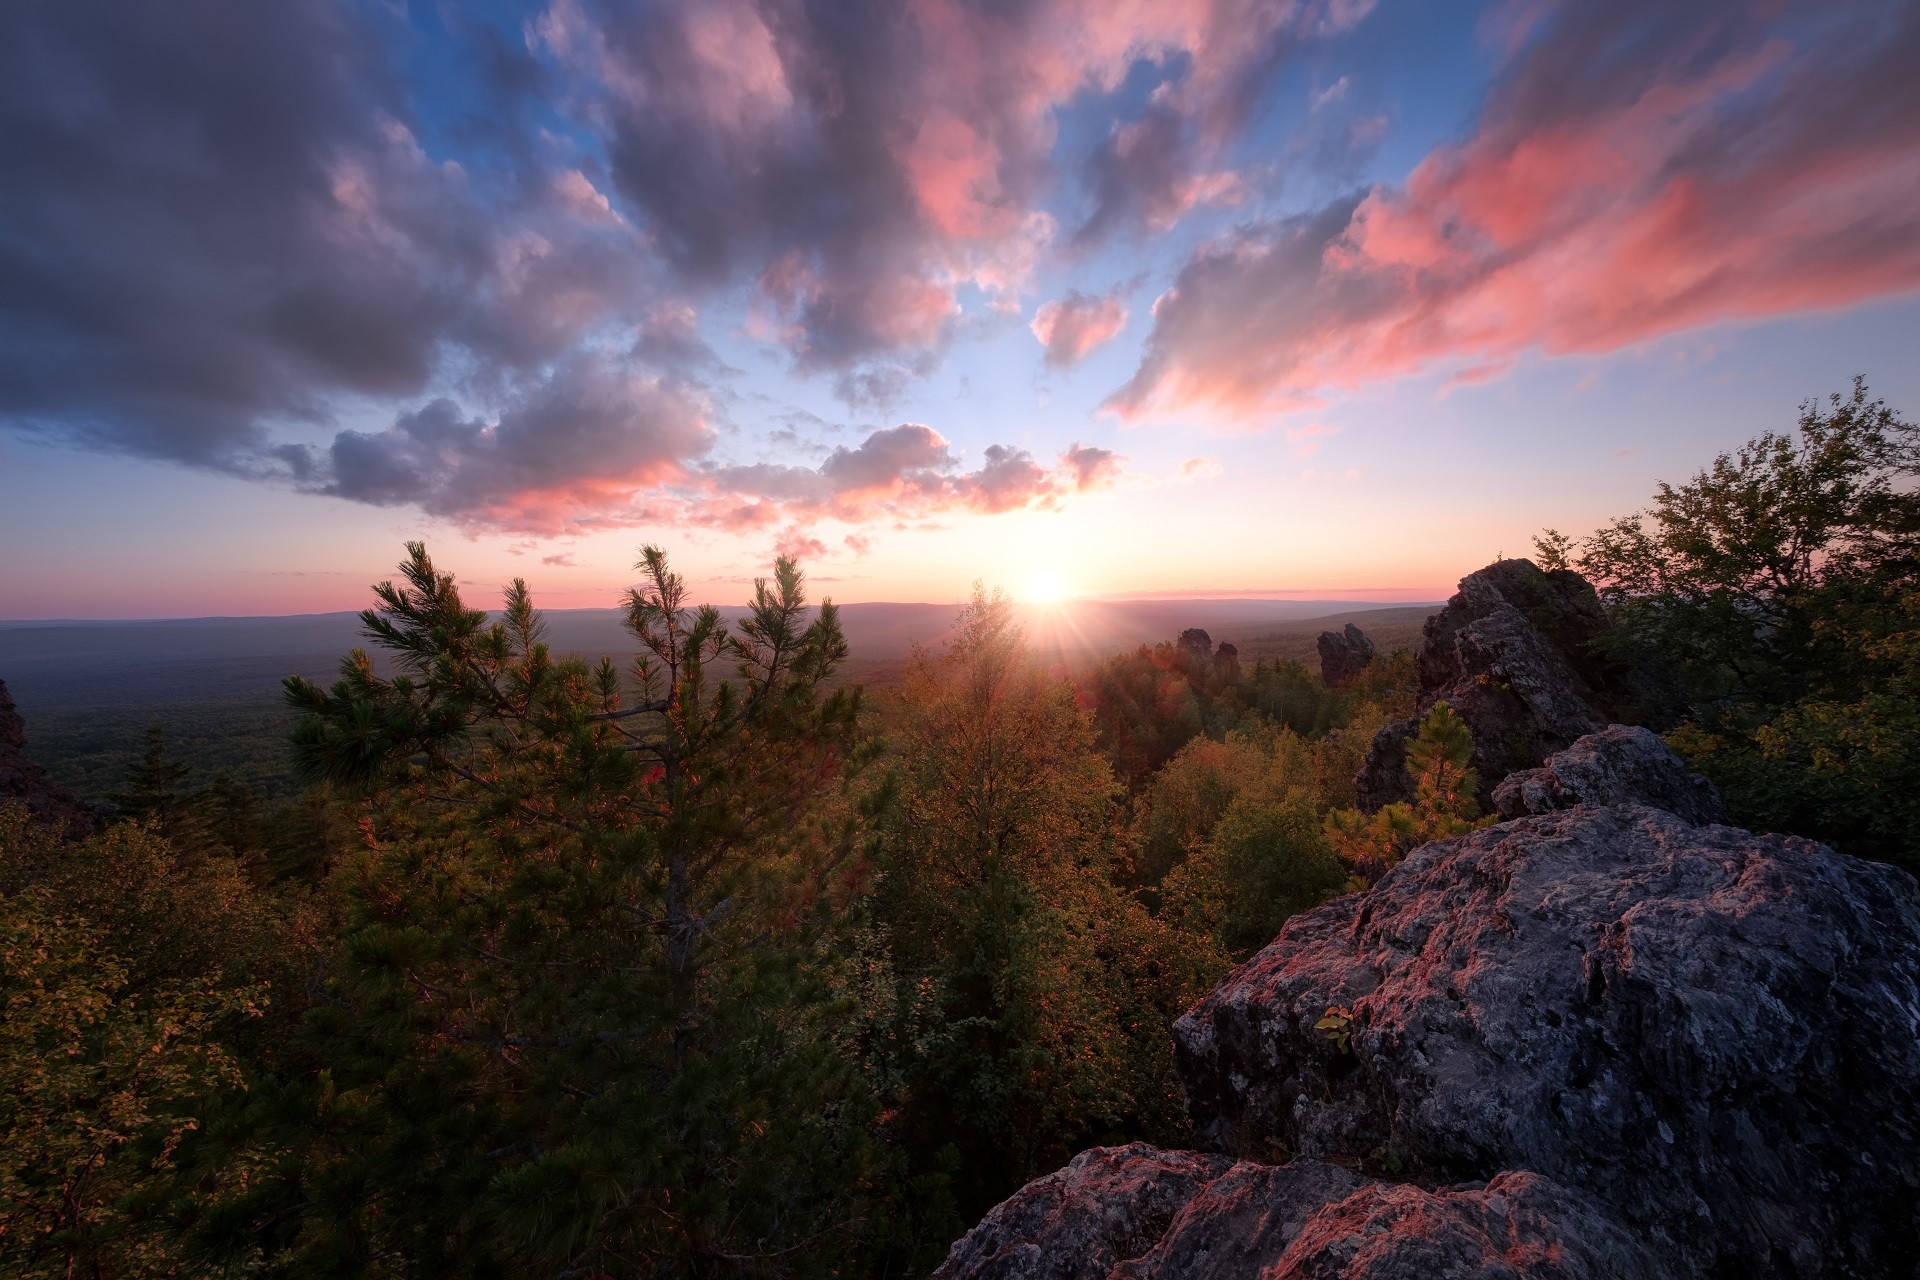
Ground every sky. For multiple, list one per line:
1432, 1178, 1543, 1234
1, 0, 1918, 618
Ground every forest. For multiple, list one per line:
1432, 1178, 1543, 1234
4, 381, 1917, 1279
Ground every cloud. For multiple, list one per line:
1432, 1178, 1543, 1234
1284, 421, 1341, 456
1176, 456, 1224, 481
541, 0, 1373, 378
1060, 442, 1125, 491
1113, 0, 1920, 420
0, 3, 654, 469
310, 352, 713, 533
699, 427, 1126, 530
1031, 290, 1131, 369
0, 0, 1380, 522
541, 552, 578, 567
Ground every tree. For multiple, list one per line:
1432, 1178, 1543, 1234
854, 587, 1197, 1250
1541, 378, 1918, 707
1540, 380, 1920, 868
0, 805, 284, 1280
275, 543, 884, 1275
1324, 702, 1486, 886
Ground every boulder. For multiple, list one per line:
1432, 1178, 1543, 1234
0, 678, 91, 834
1173, 805, 1920, 1277
937, 1146, 1664, 1280
1492, 725, 1725, 824
1355, 559, 1626, 810
930, 1145, 1232, 1280
1316, 624, 1376, 688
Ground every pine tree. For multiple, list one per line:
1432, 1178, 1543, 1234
276, 543, 885, 1276
1324, 702, 1486, 886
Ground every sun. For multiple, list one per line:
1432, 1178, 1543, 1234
1023, 570, 1068, 604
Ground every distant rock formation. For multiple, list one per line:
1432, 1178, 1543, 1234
0, 677, 92, 834
1211, 641, 1240, 683
1492, 724, 1724, 824
1354, 558, 1627, 810
937, 732, 1920, 1279
1314, 623, 1375, 688
1176, 629, 1213, 665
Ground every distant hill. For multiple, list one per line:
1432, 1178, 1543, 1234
0, 598, 1439, 799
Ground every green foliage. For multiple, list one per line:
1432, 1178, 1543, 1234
270, 543, 886, 1276
1543, 380, 1920, 868
1324, 703, 1487, 887
0, 806, 287, 1280
0, 547, 1456, 1277
854, 588, 1202, 1255
1314, 1006, 1354, 1055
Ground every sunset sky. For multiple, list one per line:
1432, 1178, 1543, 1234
2, 0, 1917, 618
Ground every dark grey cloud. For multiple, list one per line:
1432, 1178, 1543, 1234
314, 352, 713, 530
0, 1, 651, 471
0, 0, 1357, 528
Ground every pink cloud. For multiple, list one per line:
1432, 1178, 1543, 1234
1031, 289, 1131, 368
1113, 1, 1920, 421
1283, 421, 1340, 456
542, 0, 1376, 381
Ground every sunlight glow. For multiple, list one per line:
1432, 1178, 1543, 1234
1023, 570, 1068, 604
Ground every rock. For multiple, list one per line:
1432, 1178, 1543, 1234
1173, 805, 1920, 1278
1212, 641, 1241, 683
930, 1144, 1232, 1280
1316, 624, 1377, 688
1355, 559, 1626, 810
0, 678, 92, 834
937, 1147, 1664, 1280
1177, 629, 1213, 665
1260, 1172, 1664, 1280
1492, 725, 1725, 824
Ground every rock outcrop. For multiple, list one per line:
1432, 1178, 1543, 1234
938, 743, 1920, 1278
1315, 624, 1376, 688
1491, 724, 1725, 824
1172, 805, 1920, 1278
1212, 641, 1241, 683
1354, 559, 1626, 810
931, 1146, 1233, 1280
939, 1144, 1661, 1280
0, 678, 91, 834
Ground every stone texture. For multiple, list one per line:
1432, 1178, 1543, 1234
1355, 559, 1626, 811
1492, 725, 1725, 824
0, 678, 91, 834
930, 1144, 1232, 1280
1316, 624, 1377, 688
938, 1149, 1664, 1280
1173, 805, 1920, 1278
1253, 1171, 1663, 1280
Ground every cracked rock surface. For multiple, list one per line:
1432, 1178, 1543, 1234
1491, 724, 1725, 824
1173, 805, 1920, 1278
939, 803, 1920, 1278
1355, 559, 1626, 811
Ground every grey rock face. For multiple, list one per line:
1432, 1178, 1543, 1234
1492, 724, 1725, 824
1315, 624, 1376, 688
930, 1145, 1232, 1280
1173, 805, 1920, 1278
0, 678, 92, 834
1354, 559, 1624, 810
937, 1147, 1665, 1280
